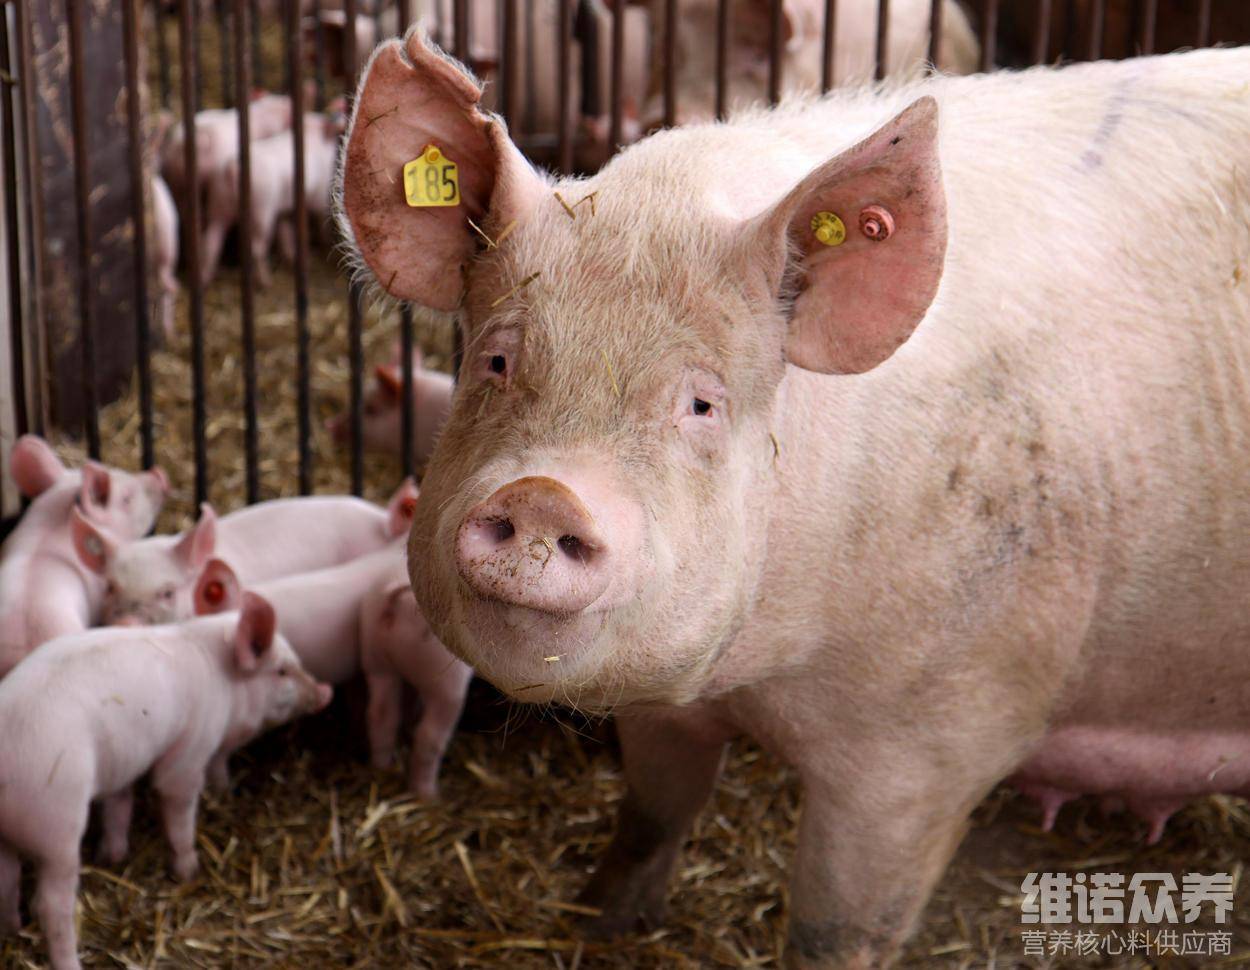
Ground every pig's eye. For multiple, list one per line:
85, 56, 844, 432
105, 582, 116, 596
691, 398, 713, 417
488, 354, 507, 375
277, 666, 288, 677
160, 586, 176, 601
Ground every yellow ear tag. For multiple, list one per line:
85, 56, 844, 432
810, 211, 846, 247
403, 145, 460, 208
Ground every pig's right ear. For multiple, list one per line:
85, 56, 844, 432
385, 477, 420, 538
174, 503, 218, 572
375, 364, 403, 401
9, 435, 66, 498
194, 558, 242, 616
233, 592, 276, 673
71, 506, 117, 575
338, 28, 545, 310
79, 462, 113, 517
745, 97, 947, 375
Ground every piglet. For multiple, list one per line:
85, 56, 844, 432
152, 172, 180, 341
0, 593, 331, 970
72, 493, 392, 625
327, 345, 454, 462
194, 481, 472, 798
0, 436, 168, 677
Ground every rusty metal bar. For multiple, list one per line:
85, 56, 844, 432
453, 0, 469, 60
1196, 0, 1212, 47
14, 0, 42, 435
250, 0, 262, 84
715, 0, 729, 119
609, 0, 625, 148
1139, 0, 1156, 54
979, 0, 997, 71
66, 0, 100, 457
217, 0, 233, 107
1, 0, 28, 443
234, 0, 260, 502
821, 0, 837, 92
769, 0, 785, 101
122, 0, 154, 469
1086, 0, 1103, 60
661, 0, 676, 126
180, 0, 209, 503
927, 0, 941, 69
345, 0, 364, 495
451, 0, 470, 378
875, 0, 889, 81
313, 0, 327, 110
500, 0, 518, 129
556, 0, 572, 174
155, 0, 173, 109
1032, 0, 1051, 64
398, 0, 415, 478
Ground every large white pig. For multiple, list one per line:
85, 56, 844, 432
0, 437, 168, 677
0, 593, 331, 970
337, 31, 1250, 969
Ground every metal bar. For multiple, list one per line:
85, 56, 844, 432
155, 0, 173, 109
1, 0, 29, 441
927, 0, 941, 69
875, 0, 889, 81
180, 0, 209, 504
979, 0, 997, 72
217, 0, 233, 107
556, 0, 572, 174
1139, 0, 1156, 55
234, 0, 260, 502
715, 0, 729, 120
821, 0, 836, 92
345, 0, 364, 495
662, 0, 676, 126
609, 0, 624, 148
453, 0, 469, 60
398, 0, 414, 483
1086, 0, 1104, 60
122, 0, 154, 469
1196, 0, 1212, 47
1031, 0, 1051, 64
313, 0, 327, 110
66, 0, 100, 457
250, 0, 262, 84
500, 0, 517, 128
289, 0, 313, 493
14, 0, 43, 435
769, 0, 785, 101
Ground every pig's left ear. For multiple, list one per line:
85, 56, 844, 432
386, 477, 420, 538
375, 364, 403, 400
174, 504, 218, 571
338, 29, 546, 310
71, 506, 118, 575
746, 97, 946, 375
79, 462, 112, 517
233, 592, 276, 673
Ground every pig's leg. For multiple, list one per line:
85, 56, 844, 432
156, 780, 203, 883
199, 217, 229, 288
251, 208, 277, 289
97, 787, 135, 866
406, 669, 471, 801
275, 217, 297, 266
366, 671, 403, 770
206, 752, 231, 793
0, 842, 20, 933
34, 849, 82, 970
577, 708, 731, 936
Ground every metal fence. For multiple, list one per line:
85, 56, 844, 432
0, 0, 1233, 522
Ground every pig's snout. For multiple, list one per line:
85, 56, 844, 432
456, 477, 610, 614
310, 682, 333, 713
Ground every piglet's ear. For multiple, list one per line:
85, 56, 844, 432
71, 506, 117, 575
375, 364, 403, 400
80, 462, 112, 515
748, 97, 946, 375
234, 592, 276, 673
194, 558, 242, 616
386, 477, 420, 538
9, 435, 65, 498
338, 28, 545, 309
174, 503, 217, 572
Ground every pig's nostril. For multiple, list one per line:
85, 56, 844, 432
558, 534, 589, 563
492, 519, 516, 544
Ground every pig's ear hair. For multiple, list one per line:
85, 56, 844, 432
233, 592, 276, 673
336, 26, 546, 310
9, 435, 66, 498
386, 477, 420, 538
374, 364, 403, 400
194, 558, 242, 616
175, 503, 218, 572
71, 506, 117, 575
747, 97, 946, 375
79, 462, 113, 516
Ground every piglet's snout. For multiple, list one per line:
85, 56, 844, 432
456, 476, 610, 614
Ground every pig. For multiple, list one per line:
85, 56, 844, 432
201, 108, 347, 287
152, 172, 180, 341
326, 345, 454, 460
71, 493, 392, 626
193, 480, 472, 797
0, 593, 331, 970
337, 31, 1250, 969
639, 0, 979, 132
0, 436, 168, 677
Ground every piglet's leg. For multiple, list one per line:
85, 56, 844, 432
407, 664, 472, 801
366, 672, 404, 771
35, 850, 81, 970
206, 752, 232, 793
577, 708, 731, 938
97, 787, 135, 866
0, 842, 20, 933
157, 786, 203, 883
